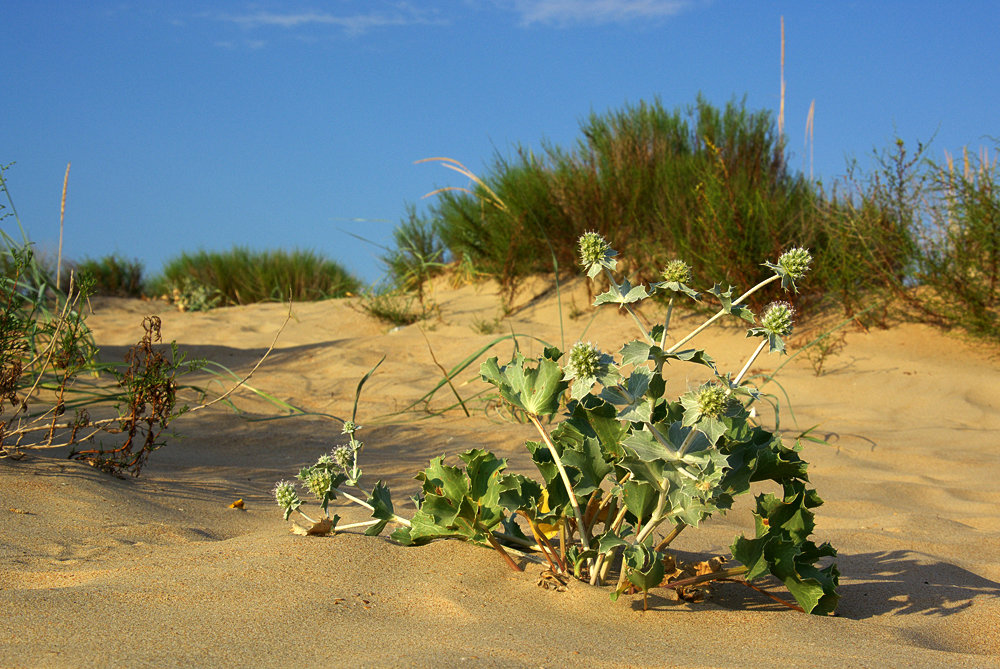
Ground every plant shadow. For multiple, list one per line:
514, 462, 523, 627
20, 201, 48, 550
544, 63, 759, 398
832, 550, 1000, 619
621, 549, 1000, 618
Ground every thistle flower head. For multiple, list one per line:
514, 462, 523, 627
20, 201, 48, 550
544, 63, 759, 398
565, 341, 604, 380
764, 247, 813, 292
578, 232, 617, 278
272, 480, 300, 511
660, 259, 692, 285
302, 468, 333, 498
761, 301, 795, 337
695, 383, 729, 419
332, 443, 356, 473
777, 248, 812, 281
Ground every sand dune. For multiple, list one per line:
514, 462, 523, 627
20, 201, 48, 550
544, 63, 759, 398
3, 278, 999, 667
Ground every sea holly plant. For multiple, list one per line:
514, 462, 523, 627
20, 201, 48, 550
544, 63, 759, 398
275, 235, 839, 615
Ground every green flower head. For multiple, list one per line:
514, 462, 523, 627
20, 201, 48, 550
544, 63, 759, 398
578, 232, 617, 278
272, 480, 301, 511
341, 420, 359, 435
565, 341, 603, 380
695, 383, 729, 419
332, 444, 357, 474
778, 248, 812, 280
763, 247, 812, 292
761, 301, 795, 337
660, 259, 692, 285
302, 468, 333, 498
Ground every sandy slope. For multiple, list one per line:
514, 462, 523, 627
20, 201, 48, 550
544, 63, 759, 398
2, 278, 999, 667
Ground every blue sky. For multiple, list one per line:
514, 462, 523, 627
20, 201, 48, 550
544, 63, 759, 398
3, 1, 998, 284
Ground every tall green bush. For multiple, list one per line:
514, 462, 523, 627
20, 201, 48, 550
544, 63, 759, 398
915, 146, 1000, 337
429, 96, 820, 307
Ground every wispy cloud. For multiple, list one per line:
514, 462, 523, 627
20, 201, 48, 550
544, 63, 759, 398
503, 0, 696, 26
212, 3, 445, 36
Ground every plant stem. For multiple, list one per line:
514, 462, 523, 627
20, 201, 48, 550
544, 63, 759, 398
660, 296, 674, 349
527, 414, 592, 559
733, 338, 768, 388
296, 509, 319, 525
520, 512, 565, 574
644, 421, 678, 457
666, 565, 748, 590
667, 274, 779, 353
485, 532, 524, 572
634, 478, 670, 545
336, 519, 381, 530
676, 427, 701, 459
653, 523, 686, 552
341, 487, 412, 528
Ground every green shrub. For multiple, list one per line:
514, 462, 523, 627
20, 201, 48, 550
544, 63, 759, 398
72, 255, 144, 298
381, 205, 446, 303
427, 95, 819, 308
359, 282, 430, 327
152, 247, 361, 307
914, 145, 1000, 337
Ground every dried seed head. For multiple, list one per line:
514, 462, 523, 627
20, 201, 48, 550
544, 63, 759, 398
761, 301, 795, 337
660, 259, 692, 285
777, 248, 812, 280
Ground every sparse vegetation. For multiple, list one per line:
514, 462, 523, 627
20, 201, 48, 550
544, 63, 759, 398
0, 165, 200, 474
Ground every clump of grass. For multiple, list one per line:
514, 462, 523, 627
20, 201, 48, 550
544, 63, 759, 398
423, 95, 817, 309
793, 329, 848, 376
385, 98, 997, 341
469, 313, 503, 335
0, 165, 200, 474
151, 247, 360, 307
382, 205, 446, 300
72, 255, 144, 298
358, 283, 425, 327
913, 145, 1000, 338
